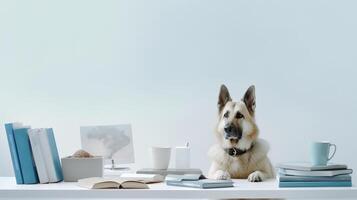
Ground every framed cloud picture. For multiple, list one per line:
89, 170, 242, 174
80, 124, 135, 170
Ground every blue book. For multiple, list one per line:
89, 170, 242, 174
46, 128, 63, 182
13, 128, 39, 184
167, 179, 234, 189
4, 123, 24, 184
279, 181, 352, 187
279, 174, 351, 182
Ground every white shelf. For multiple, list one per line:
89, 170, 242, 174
0, 177, 356, 199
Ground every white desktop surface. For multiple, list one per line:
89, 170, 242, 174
0, 177, 356, 199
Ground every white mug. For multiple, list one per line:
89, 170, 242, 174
151, 147, 171, 169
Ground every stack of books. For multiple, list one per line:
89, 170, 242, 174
4, 122, 63, 184
277, 162, 353, 187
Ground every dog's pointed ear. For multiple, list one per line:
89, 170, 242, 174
218, 84, 232, 112
243, 85, 256, 115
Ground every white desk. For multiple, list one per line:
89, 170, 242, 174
0, 177, 356, 199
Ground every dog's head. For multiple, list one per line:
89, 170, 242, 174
216, 84, 259, 150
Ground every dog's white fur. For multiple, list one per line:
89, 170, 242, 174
208, 85, 275, 182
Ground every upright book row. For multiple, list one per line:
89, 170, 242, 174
4, 123, 63, 184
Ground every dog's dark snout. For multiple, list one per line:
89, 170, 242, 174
224, 124, 242, 139
224, 126, 233, 133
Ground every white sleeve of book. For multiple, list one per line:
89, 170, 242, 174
38, 129, 58, 183
28, 129, 49, 183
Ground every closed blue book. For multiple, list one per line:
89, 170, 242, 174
279, 174, 351, 182
4, 123, 24, 184
13, 128, 39, 184
46, 128, 63, 182
166, 179, 234, 189
279, 181, 352, 187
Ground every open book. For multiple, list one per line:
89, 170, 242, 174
120, 173, 164, 183
78, 177, 149, 189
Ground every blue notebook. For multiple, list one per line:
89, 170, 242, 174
167, 179, 234, 189
166, 174, 234, 189
13, 128, 39, 184
4, 123, 24, 184
279, 174, 351, 182
279, 181, 352, 187
46, 128, 63, 182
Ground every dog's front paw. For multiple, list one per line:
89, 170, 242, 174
213, 170, 231, 180
248, 171, 264, 182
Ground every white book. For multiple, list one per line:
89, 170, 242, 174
38, 129, 58, 182
277, 162, 347, 171
28, 129, 49, 183
12, 123, 31, 130
279, 168, 353, 177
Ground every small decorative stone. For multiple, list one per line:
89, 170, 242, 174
72, 149, 93, 158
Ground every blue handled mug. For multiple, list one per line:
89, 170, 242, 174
311, 141, 337, 166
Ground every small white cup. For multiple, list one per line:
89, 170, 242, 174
175, 146, 190, 169
151, 147, 171, 169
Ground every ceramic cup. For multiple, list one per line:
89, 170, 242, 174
311, 141, 337, 166
151, 147, 171, 169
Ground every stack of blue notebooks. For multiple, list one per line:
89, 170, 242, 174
277, 162, 353, 187
4, 122, 63, 184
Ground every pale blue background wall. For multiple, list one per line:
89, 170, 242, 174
1, 0, 357, 184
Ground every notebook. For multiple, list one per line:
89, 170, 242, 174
278, 174, 352, 182
38, 128, 63, 182
28, 129, 49, 183
279, 181, 352, 187
167, 179, 234, 189
4, 123, 25, 184
277, 162, 348, 171
279, 168, 353, 177
165, 174, 234, 189
46, 128, 63, 182
78, 177, 149, 189
13, 128, 39, 184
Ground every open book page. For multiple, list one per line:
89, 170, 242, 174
78, 177, 148, 189
120, 173, 164, 183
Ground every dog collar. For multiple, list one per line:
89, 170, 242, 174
224, 145, 253, 157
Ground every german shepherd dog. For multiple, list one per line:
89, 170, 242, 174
208, 85, 275, 182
